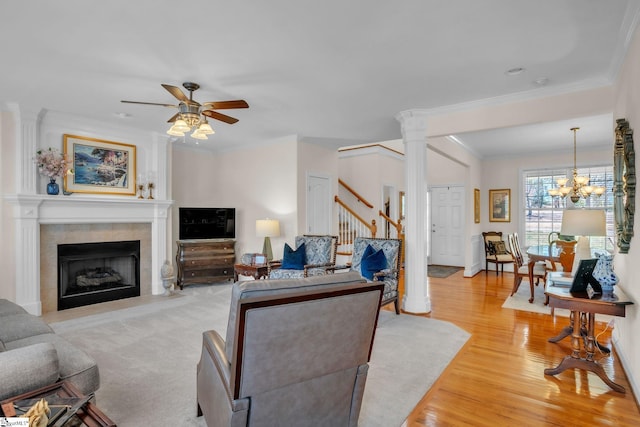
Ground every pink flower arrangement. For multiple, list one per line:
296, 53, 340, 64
33, 147, 71, 179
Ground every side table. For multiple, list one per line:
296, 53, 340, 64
544, 285, 633, 393
234, 262, 281, 281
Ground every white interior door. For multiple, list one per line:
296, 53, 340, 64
307, 173, 331, 234
430, 185, 465, 266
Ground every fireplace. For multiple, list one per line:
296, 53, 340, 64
58, 240, 141, 310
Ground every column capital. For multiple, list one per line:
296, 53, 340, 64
396, 109, 430, 142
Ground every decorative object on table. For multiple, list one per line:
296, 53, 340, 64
161, 260, 175, 295
560, 208, 606, 272
255, 218, 280, 261
614, 118, 635, 254
121, 81, 249, 141
63, 134, 137, 196
20, 398, 49, 427
548, 127, 605, 203
33, 147, 71, 195
489, 189, 510, 222
592, 252, 618, 293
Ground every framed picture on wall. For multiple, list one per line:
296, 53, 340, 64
489, 189, 510, 222
474, 188, 480, 223
63, 134, 137, 196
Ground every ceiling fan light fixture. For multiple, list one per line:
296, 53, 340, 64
166, 127, 185, 136
172, 119, 191, 133
191, 130, 208, 140
197, 121, 215, 135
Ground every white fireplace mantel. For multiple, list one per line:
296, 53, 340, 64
5, 193, 173, 315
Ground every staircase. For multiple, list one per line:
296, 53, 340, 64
335, 179, 404, 265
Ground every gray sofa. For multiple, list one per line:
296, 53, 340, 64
0, 299, 100, 400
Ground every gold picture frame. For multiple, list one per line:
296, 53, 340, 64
474, 188, 480, 223
489, 189, 510, 222
63, 134, 136, 196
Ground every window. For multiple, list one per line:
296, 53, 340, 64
523, 165, 614, 251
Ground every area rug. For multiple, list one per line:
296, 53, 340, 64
51, 283, 470, 427
427, 265, 463, 278
502, 281, 613, 324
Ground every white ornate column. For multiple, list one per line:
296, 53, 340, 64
8, 105, 45, 314
8, 104, 42, 194
396, 110, 430, 313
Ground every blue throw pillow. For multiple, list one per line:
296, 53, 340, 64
282, 242, 306, 270
361, 244, 387, 280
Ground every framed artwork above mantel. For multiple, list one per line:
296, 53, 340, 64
489, 189, 510, 222
63, 134, 137, 196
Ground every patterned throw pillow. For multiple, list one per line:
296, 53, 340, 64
491, 240, 508, 255
282, 242, 306, 269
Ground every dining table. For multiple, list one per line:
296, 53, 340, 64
525, 245, 560, 303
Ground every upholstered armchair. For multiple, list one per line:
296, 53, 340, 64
337, 236, 402, 314
196, 272, 384, 427
268, 234, 338, 279
482, 231, 514, 275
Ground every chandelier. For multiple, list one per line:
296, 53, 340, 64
548, 127, 605, 203
166, 102, 215, 140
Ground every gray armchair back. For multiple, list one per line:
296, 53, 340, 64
350, 236, 402, 314
196, 271, 383, 427
268, 234, 338, 279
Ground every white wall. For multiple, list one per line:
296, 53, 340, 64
338, 145, 404, 233
612, 22, 640, 398
297, 139, 339, 234
481, 147, 610, 238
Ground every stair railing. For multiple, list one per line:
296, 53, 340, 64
338, 178, 374, 208
334, 195, 377, 256
379, 210, 405, 264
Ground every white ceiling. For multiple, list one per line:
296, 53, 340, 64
1, 0, 638, 157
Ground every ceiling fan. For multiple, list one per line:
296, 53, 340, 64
121, 82, 249, 140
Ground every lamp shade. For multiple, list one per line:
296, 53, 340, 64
560, 209, 606, 236
256, 219, 280, 237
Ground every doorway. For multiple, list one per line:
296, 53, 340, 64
306, 173, 332, 234
430, 185, 465, 266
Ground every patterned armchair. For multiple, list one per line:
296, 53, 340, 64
344, 237, 402, 314
268, 235, 338, 279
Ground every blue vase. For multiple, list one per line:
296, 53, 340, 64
592, 252, 618, 293
46, 178, 59, 195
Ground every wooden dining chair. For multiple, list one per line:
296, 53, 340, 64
507, 233, 547, 303
549, 239, 578, 272
482, 231, 514, 276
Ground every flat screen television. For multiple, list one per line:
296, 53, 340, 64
179, 207, 235, 240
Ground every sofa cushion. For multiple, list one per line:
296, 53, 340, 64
0, 313, 54, 344
6, 334, 100, 396
0, 299, 27, 317
282, 242, 306, 270
224, 271, 367, 361
0, 342, 59, 400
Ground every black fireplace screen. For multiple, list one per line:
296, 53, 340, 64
58, 240, 141, 310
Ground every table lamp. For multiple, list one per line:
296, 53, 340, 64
256, 219, 280, 261
560, 209, 606, 274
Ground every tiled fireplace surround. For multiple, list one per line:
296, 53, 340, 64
7, 194, 173, 315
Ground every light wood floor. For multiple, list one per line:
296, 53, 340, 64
43, 271, 640, 425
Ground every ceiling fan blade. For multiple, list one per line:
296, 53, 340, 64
121, 100, 177, 108
202, 100, 249, 110
167, 113, 181, 123
202, 110, 239, 124
161, 84, 189, 102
